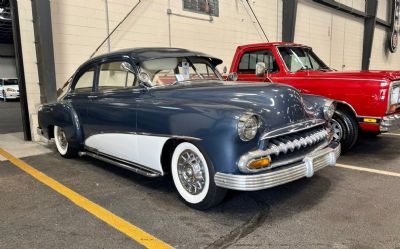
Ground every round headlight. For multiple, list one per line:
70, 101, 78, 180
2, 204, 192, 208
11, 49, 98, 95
323, 102, 336, 120
238, 113, 260, 141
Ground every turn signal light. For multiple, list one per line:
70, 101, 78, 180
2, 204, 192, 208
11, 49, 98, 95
248, 157, 271, 169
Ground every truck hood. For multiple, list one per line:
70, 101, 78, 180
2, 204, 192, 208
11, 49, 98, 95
149, 81, 316, 130
307, 70, 400, 82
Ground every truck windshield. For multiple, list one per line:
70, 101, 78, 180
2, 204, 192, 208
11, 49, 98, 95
139, 57, 222, 87
3, 79, 18, 85
278, 47, 331, 72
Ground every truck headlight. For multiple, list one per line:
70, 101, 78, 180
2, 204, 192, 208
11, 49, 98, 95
238, 113, 260, 141
323, 101, 336, 120
6, 88, 16, 92
389, 83, 400, 113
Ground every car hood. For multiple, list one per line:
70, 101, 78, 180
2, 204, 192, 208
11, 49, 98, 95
306, 70, 400, 82
149, 81, 315, 130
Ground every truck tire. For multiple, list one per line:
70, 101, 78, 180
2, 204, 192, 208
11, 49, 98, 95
171, 142, 226, 210
331, 109, 359, 152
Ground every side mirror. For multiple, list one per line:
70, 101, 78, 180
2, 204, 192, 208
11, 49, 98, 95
227, 72, 238, 81
120, 62, 135, 73
255, 62, 266, 77
138, 72, 152, 88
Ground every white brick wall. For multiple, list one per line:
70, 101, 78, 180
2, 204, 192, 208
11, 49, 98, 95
15, 0, 400, 140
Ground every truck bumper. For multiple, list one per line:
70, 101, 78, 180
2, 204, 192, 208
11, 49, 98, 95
380, 114, 400, 132
214, 142, 340, 191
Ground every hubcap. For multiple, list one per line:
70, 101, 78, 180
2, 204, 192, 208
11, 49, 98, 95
330, 119, 343, 142
177, 149, 206, 195
57, 127, 68, 150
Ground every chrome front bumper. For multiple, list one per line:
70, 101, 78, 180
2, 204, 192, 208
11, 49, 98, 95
380, 114, 400, 132
214, 143, 341, 191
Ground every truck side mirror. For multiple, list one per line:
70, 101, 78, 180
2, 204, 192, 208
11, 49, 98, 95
255, 62, 266, 77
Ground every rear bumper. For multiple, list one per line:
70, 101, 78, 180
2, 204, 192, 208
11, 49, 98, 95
214, 142, 340, 191
380, 114, 400, 132
4, 92, 20, 99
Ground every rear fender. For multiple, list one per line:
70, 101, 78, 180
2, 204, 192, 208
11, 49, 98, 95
38, 102, 83, 149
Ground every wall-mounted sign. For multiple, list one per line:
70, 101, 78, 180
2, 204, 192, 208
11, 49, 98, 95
183, 0, 219, 17
389, 0, 400, 53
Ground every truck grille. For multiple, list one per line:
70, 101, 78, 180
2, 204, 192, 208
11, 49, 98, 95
264, 125, 329, 168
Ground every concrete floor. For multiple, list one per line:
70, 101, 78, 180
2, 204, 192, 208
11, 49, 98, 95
1, 101, 400, 248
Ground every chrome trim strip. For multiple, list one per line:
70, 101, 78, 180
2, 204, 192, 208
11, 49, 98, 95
261, 119, 326, 140
81, 149, 162, 177
215, 143, 340, 191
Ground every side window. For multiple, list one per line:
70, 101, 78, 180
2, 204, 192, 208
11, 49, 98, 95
237, 50, 278, 74
98, 61, 136, 91
74, 67, 95, 93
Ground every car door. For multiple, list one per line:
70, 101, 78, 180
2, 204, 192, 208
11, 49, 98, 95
235, 49, 279, 83
64, 64, 97, 138
84, 59, 142, 162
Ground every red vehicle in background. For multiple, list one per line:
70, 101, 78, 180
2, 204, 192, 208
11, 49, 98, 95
229, 42, 400, 151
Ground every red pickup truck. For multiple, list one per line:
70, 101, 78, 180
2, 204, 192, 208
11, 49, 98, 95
229, 42, 400, 151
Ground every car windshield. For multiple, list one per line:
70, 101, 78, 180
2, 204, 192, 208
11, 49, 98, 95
278, 46, 331, 72
3, 79, 18, 85
139, 57, 221, 87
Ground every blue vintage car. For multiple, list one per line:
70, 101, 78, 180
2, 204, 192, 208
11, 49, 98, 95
37, 48, 340, 209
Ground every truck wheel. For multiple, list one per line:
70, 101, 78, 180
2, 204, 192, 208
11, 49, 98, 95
171, 142, 226, 210
54, 126, 78, 158
331, 109, 359, 152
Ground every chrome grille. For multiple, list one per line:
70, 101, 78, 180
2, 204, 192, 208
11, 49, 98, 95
264, 126, 328, 157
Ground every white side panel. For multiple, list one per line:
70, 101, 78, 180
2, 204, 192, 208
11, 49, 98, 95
85, 133, 169, 173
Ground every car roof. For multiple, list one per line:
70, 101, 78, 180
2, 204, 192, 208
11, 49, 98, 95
87, 47, 223, 66
237, 42, 311, 49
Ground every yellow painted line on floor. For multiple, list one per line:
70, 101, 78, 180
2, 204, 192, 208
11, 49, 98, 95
336, 163, 400, 177
0, 148, 173, 249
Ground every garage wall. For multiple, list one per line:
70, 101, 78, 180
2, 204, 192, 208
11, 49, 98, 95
51, 0, 282, 88
0, 44, 17, 78
15, 0, 400, 141
295, 0, 364, 71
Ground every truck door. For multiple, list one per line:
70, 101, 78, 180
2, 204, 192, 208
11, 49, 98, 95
235, 49, 279, 83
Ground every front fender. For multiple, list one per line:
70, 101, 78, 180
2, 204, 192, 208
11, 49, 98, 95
137, 102, 260, 174
38, 101, 83, 149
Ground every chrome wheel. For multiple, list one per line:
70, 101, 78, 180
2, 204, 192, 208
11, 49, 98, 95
330, 119, 343, 142
57, 127, 68, 150
177, 149, 206, 195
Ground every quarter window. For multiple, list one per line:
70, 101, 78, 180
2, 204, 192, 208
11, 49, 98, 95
98, 61, 136, 91
238, 50, 278, 74
74, 67, 95, 93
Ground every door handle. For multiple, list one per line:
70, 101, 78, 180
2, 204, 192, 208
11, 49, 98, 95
88, 95, 98, 99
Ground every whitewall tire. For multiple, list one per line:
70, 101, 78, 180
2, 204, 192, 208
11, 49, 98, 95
171, 142, 226, 210
54, 126, 78, 158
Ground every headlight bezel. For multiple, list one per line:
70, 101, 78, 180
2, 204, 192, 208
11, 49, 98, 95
237, 113, 261, 142
323, 101, 336, 120
388, 81, 400, 113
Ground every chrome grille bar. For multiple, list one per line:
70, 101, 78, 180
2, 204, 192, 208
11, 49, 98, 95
265, 128, 328, 157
